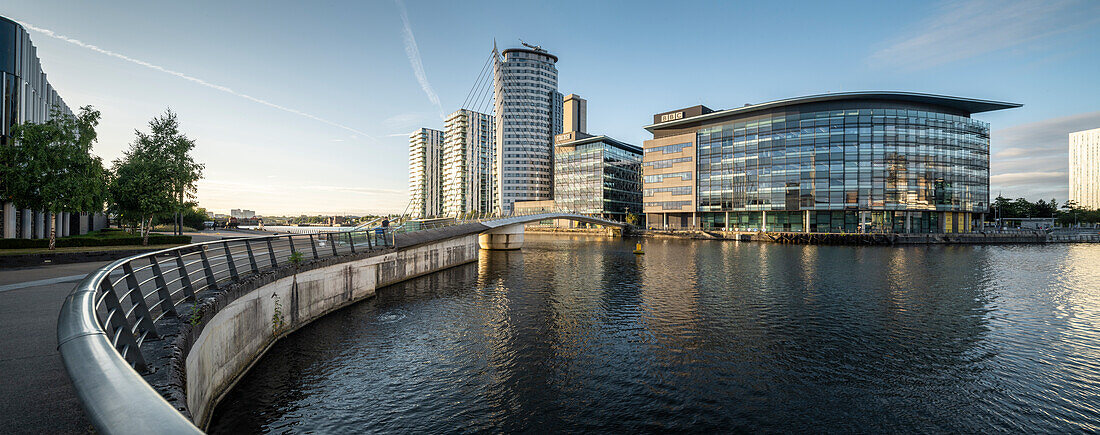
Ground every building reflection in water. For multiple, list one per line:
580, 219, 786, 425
208, 237, 1100, 433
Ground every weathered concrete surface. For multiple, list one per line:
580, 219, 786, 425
184, 233, 481, 428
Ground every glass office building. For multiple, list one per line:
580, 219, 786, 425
643, 92, 1021, 233
1, 16, 79, 239
554, 136, 642, 220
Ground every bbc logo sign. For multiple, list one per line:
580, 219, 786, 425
660, 112, 684, 122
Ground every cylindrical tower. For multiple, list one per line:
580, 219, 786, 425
493, 46, 561, 214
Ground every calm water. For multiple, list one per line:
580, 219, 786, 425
209, 235, 1100, 433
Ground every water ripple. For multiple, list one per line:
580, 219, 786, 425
210, 238, 1100, 433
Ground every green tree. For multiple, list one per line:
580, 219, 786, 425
625, 212, 640, 226
110, 110, 203, 243
0, 106, 107, 250
110, 147, 175, 244
134, 110, 203, 236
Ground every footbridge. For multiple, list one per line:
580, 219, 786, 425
474, 212, 627, 250
56, 212, 628, 433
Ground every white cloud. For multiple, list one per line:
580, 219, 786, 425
20, 21, 377, 141
394, 0, 444, 119
989, 111, 1100, 200
869, 0, 1100, 70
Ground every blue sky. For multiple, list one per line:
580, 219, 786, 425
4, 0, 1099, 215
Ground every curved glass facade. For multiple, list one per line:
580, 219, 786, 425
1, 17, 71, 143
2, 16, 73, 239
645, 94, 1017, 233
696, 106, 989, 232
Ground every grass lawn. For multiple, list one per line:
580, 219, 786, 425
0, 244, 185, 256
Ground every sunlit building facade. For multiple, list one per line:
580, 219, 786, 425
409, 128, 444, 219
1, 16, 83, 239
1069, 128, 1100, 209
551, 93, 642, 221
643, 92, 1020, 233
442, 109, 496, 216
554, 135, 642, 220
493, 46, 562, 214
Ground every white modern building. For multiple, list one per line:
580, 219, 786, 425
1070, 128, 1100, 209
1, 16, 107, 239
493, 45, 562, 213
442, 109, 496, 216
230, 209, 256, 219
409, 128, 444, 218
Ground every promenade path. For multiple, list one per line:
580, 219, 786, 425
0, 261, 102, 433
0, 229, 265, 434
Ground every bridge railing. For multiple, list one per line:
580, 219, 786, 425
392, 208, 594, 233
57, 227, 394, 433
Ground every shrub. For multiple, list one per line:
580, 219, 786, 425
0, 234, 191, 249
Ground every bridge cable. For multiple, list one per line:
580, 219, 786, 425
472, 62, 496, 115
460, 51, 492, 109
467, 52, 496, 114
461, 51, 494, 110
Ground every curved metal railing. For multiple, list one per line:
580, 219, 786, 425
57, 228, 393, 433
56, 211, 628, 433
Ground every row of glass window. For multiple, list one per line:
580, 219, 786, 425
644, 142, 691, 155
643, 156, 692, 169
643, 171, 692, 183
689, 107, 990, 213
644, 186, 692, 196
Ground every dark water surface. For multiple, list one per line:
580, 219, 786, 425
210, 235, 1100, 433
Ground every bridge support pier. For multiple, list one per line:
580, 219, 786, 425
479, 224, 524, 250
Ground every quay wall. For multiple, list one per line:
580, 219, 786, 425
184, 233, 481, 428
642, 230, 1093, 244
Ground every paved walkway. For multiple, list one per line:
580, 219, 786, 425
0, 228, 338, 433
0, 261, 108, 434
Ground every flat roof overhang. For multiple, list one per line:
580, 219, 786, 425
555, 135, 642, 154
645, 91, 1022, 132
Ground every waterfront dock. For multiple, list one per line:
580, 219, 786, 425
641, 229, 1100, 244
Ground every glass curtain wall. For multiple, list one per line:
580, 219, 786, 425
555, 141, 642, 220
695, 107, 989, 232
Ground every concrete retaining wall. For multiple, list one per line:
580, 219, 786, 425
185, 233, 480, 428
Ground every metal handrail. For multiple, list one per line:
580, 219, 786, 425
57, 227, 396, 433
56, 212, 623, 433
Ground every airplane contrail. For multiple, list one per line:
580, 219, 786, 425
394, 0, 444, 119
20, 21, 376, 141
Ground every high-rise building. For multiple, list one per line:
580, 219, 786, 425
1069, 128, 1100, 209
563, 94, 586, 135
493, 45, 562, 214
552, 94, 642, 221
408, 128, 444, 218
442, 109, 496, 216
642, 92, 1020, 233
1, 16, 89, 239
